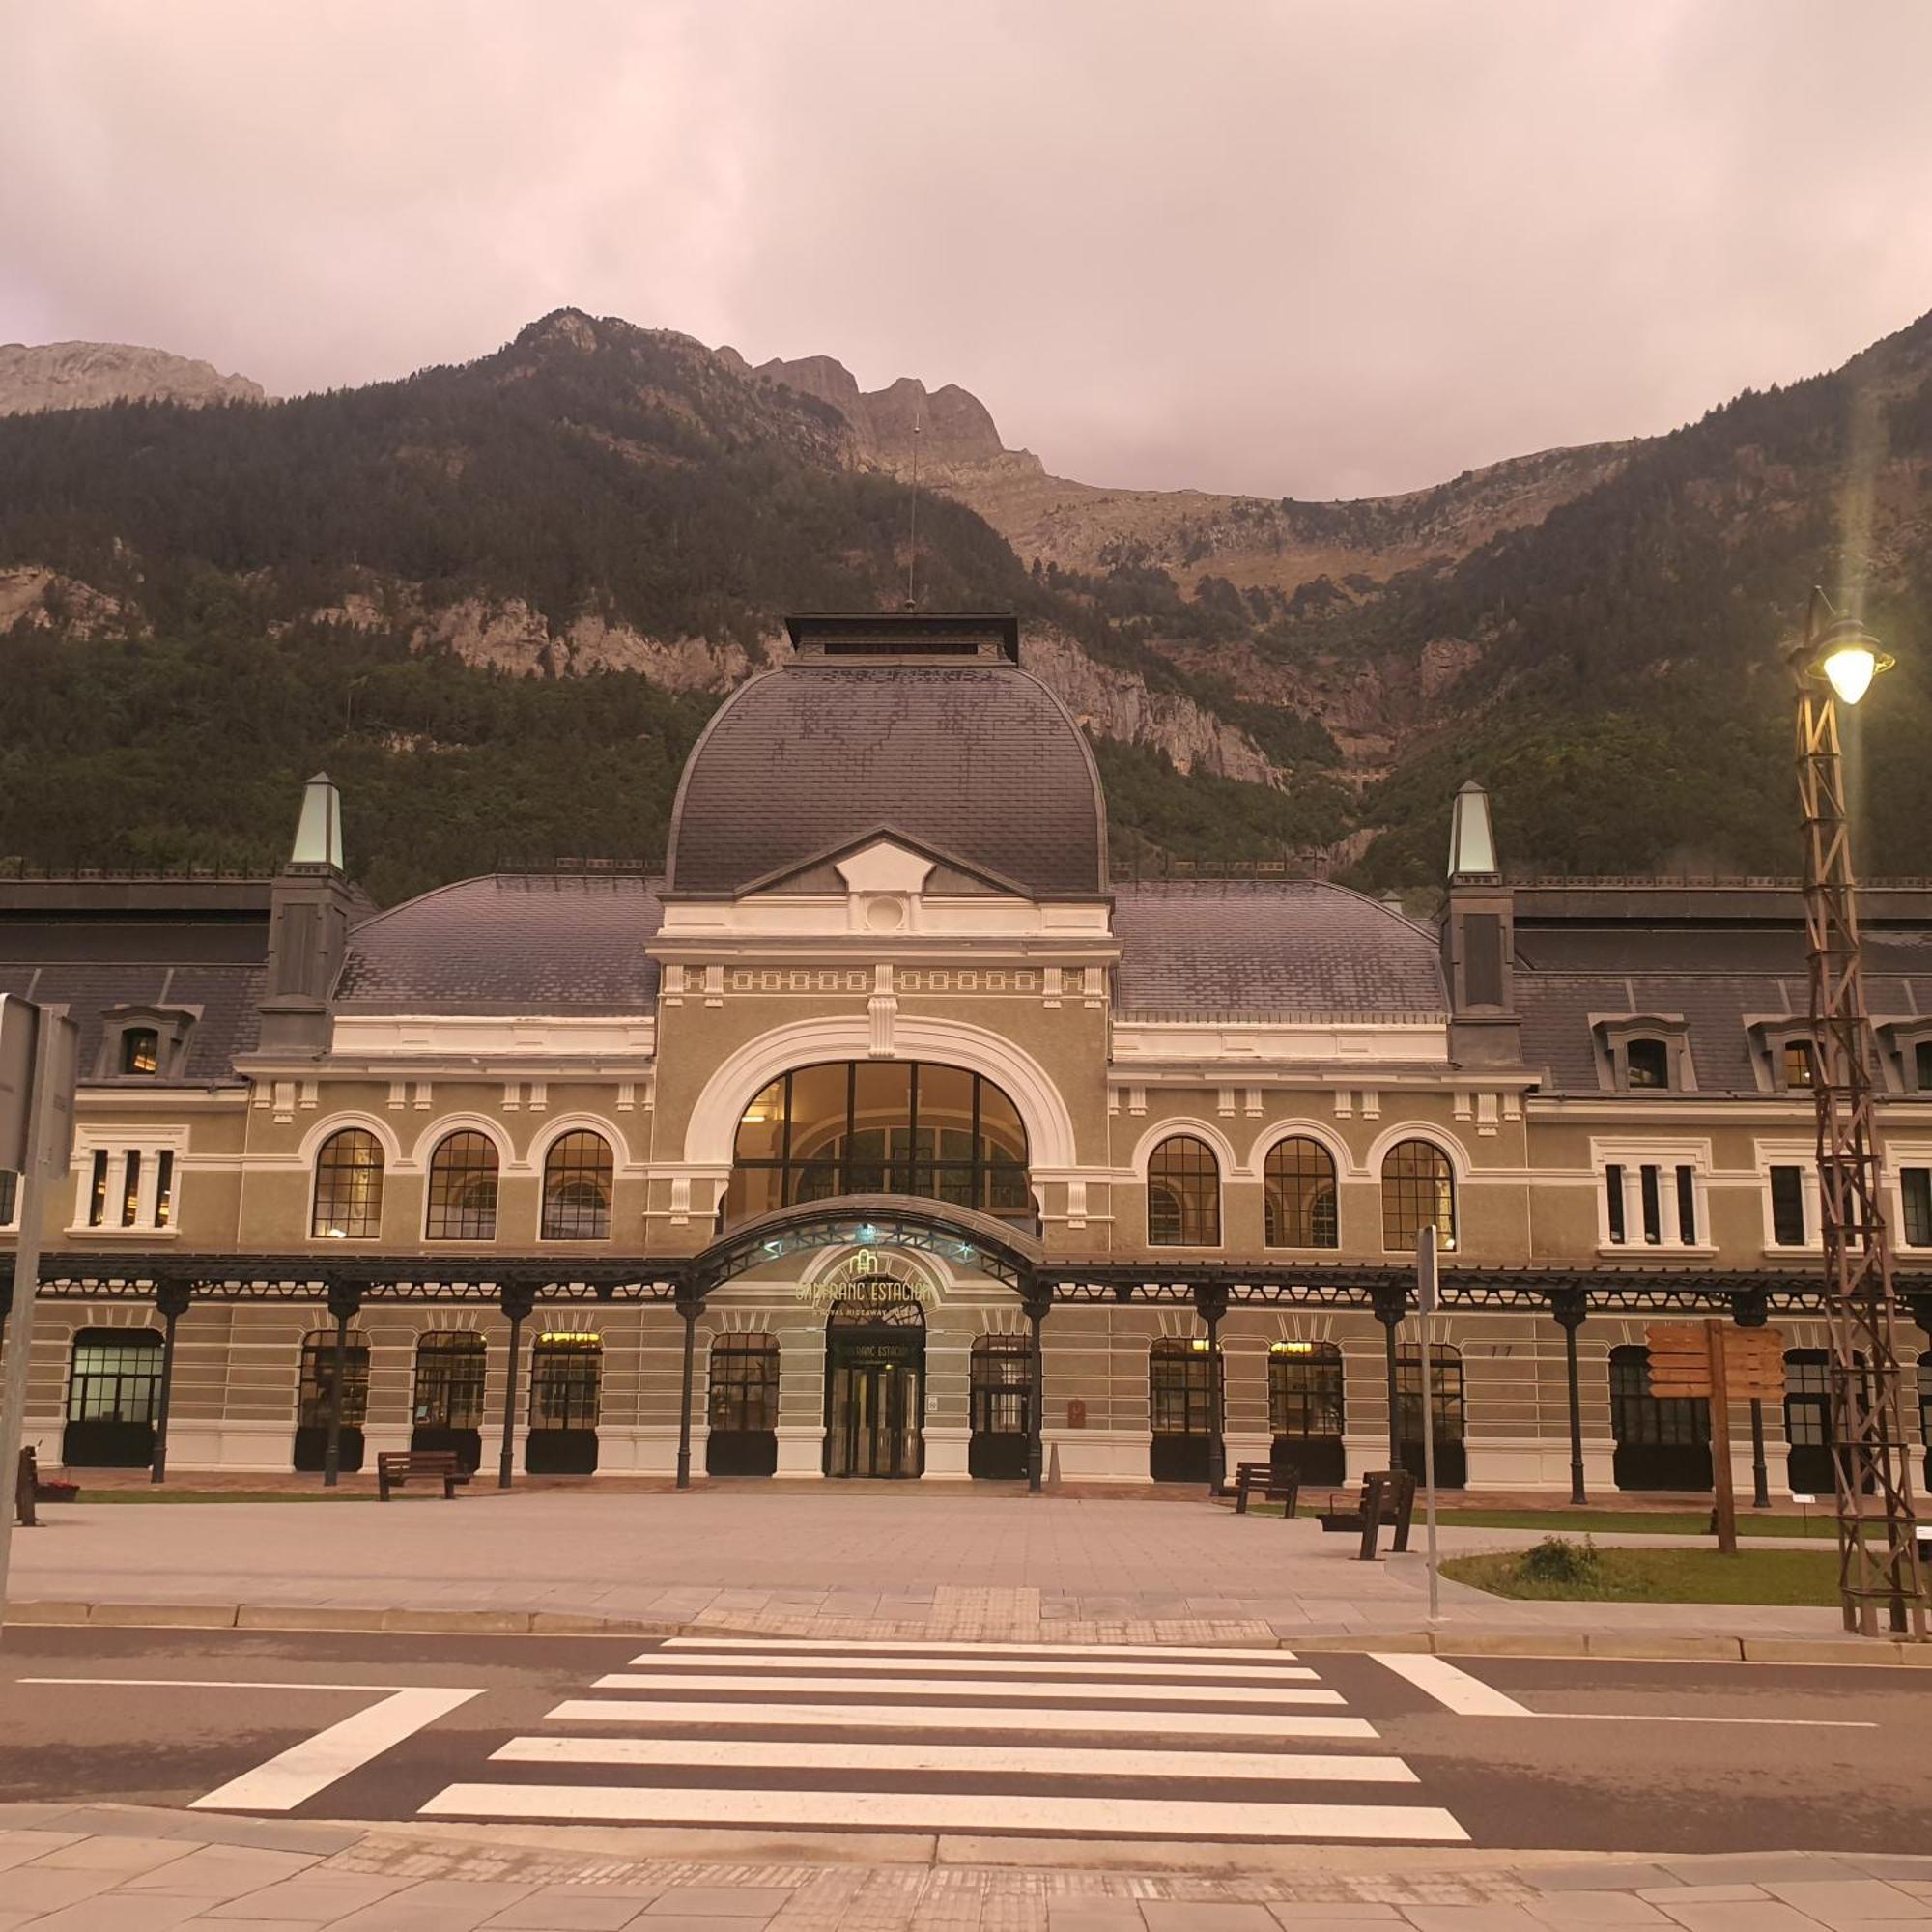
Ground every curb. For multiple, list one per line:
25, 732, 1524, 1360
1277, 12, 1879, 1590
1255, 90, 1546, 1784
5, 1600, 1929, 1663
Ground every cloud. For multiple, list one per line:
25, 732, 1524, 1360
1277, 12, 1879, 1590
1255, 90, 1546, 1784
4, 0, 1930, 497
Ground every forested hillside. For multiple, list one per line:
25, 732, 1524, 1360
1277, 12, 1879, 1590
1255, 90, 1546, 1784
1, 305, 1929, 902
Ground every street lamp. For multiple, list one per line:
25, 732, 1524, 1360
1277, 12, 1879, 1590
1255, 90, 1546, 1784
1787, 588, 1928, 1640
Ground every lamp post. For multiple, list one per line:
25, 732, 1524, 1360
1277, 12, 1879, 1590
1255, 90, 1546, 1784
1788, 588, 1928, 1639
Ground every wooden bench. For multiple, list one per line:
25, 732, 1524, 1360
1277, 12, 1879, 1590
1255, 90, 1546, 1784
1231, 1460, 1300, 1519
1317, 1469, 1417, 1558
376, 1450, 467, 1501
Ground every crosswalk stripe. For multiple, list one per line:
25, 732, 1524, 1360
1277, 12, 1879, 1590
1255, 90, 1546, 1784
494, 1735, 1417, 1782
630, 1654, 1319, 1682
546, 1697, 1379, 1739
420, 1781, 1469, 1841
592, 1671, 1345, 1705
662, 1638, 1298, 1661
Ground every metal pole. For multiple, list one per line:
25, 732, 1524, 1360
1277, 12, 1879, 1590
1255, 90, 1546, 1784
1193, 1285, 1228, 1497
1749, 1399, 1772, 1512
675, 1297, 697, 1491
1374, 1287, 1404, 1473
497, 1289, 529, 1491
0, 1011, 76, 1629
1554, 1291, 1588, 1506
150, 1284, 189, 1487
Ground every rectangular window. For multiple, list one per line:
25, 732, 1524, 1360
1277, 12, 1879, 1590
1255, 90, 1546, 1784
1902, 1167, 1932, 1249
0, 1168, 16, 1228
155, 1151, 175, 1230
87, 1150, 109, 1228
1639, 1164, 1662, 1245
1770, 1165, 1808, 1246
1918, 1041, 1932, 1093
1605, 1164, 1625, 1244
120, 1151, 142, 1228
1676, 1165, 1698, 1245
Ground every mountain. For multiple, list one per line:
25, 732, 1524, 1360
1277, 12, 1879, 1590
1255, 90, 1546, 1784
0, 340, 268, 415
0, 305, 1928, 900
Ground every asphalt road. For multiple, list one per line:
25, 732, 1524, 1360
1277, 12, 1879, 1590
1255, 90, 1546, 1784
2, 1625, 1927, 1854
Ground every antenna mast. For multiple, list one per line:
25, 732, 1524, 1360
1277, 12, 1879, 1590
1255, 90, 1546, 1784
904, 404, 922, 610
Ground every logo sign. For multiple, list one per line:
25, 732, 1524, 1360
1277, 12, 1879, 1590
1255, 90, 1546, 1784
795, 1248, 938, 1313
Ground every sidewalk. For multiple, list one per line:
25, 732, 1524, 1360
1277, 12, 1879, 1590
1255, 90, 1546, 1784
5, 1804, 1931, 1930
2, 1489, 1866, 1651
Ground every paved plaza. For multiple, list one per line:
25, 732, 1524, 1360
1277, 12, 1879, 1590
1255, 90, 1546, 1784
4, 1489, 1849, 1644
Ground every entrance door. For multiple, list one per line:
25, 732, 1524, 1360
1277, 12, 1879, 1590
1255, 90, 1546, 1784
823, 1294, 925, 1478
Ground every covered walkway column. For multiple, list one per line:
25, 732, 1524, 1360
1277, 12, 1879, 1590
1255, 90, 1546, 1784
149, 1280, 193, 1486
1021, 1277, 1050, 1493
321, 1281, 363, 1490
1551, 1287, 1588, 1506
1372, 1283, 1406, 1472
496, 1283, 535, 1490
1193, 1282, 1230, 1497
675, 1283, 700, 1491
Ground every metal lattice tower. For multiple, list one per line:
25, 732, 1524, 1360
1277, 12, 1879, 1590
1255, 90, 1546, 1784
1792, 594, 1929, 1639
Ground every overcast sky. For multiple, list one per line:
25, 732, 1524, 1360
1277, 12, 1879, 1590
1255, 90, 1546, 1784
5, 1, 1930, 498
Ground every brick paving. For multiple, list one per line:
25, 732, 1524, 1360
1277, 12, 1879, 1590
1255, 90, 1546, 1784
2, 1808, 1929, 1931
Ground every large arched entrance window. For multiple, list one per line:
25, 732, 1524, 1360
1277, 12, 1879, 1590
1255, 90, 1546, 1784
64, 1330, 163, 1467
426, 1131, 498, 1242
1609, 1344, 1711, 1492
707, 1333, 781, 1477
723, 1062, 1030, 1227
312, 1128, 384, 1239
295, 1328, 371, 1473
1147, 1136, 1221, 1247
1264, 1138, 1338, 1248
1381, 1140, 1457, 1252
541, 1131, 613, 1241
412, 1332, 486, 1472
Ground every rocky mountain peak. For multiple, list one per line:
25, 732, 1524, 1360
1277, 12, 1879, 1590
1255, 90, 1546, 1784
0, 340, 268, 415
755, 353, 1016, 474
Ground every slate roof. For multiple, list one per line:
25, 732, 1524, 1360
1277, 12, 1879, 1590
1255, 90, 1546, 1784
334, 874, 665, 1012
0, 937, 265, 1084
1112, 881, 1447, 1018
666, 661, 1107, 898
1515, 917, 1932, 1094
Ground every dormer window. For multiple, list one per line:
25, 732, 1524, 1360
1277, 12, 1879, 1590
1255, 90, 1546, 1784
1748, 1020, 1829, 1095
1919, 1042, 1932, 1092
1594, 1018, 1693, 1094
1782, 1040, 1816, 1090
96, 1007, 199, 1083
1626, 1039, 1670, 1090
121, 1028, 160, 1076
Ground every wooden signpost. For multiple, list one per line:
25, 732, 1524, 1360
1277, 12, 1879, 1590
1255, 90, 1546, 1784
1644, 1322, 1786, 1555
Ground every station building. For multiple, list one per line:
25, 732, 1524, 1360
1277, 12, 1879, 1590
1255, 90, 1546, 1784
4, 613, 1931, 1497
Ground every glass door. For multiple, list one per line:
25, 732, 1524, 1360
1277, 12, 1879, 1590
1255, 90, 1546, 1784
826, 1343, 923, 1478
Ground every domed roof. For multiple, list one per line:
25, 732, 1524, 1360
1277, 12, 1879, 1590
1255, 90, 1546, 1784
667, 647, 1108, 898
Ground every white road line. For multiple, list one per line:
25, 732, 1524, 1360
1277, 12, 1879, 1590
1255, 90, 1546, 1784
592, 1671, 1344, 1706
662, 1638, 1299, 1661
190, 1687, 482, 1812
495, 1735, 1417, 1782
1520, 1712, 1878, 1729
18, 1677, 420, 1693
631, 1655, 1318, 1682
547, 1697, 1379, 1739
421, 1781, 1468, 1841
1371, 1654, 1534, 1717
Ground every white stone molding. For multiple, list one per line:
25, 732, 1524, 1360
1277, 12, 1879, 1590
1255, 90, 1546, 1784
1126, 1115, 1242, 1178
1362, 1122, 1472, 1182
530, 1114, 640, 1176
296, 1112, 406, 1172
680, 1014, 1079, 1170
1245, 1119, 1353, 1181
408, 1113, 520, 1176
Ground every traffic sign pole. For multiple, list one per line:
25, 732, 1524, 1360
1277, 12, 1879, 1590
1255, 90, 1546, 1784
0, 999, 79, 1636
1416, 1224, 1440, 1624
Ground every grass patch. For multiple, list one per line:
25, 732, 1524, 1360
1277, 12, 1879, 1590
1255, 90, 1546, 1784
1443, 1538, 1841, 1605
1434, 1508, 1834, 1539
68, 1489, 378, 1505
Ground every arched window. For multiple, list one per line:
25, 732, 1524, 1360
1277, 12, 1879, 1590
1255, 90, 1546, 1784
527, 1332, 602, 1474
969, 1334, 1033, 1481
412, 1332, 486, 1471
541, 1131, 613, 1241
1267, 1340, 1345, 1485
64, 1329, 162, 1467
1396, 1343, 1466, 1488
1147, 1136, 1221, 1246
1608, 1344, 1711, 1492
1783, 1348, 1833, 1496
723, 1062, 1031, 1226
294, 1327, 371, 1473
121, 1027, 159, 1076
426, 1131, 498, 1241
1149, 1336, 1220, 1481
1380, 1140, 1456, 1253
1264, 1138, 1338, 1248
312, 1128, 384, 1239
706, 1333, 780, 1476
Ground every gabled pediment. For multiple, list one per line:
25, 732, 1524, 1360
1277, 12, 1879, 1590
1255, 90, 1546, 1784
735, 825, 1036, 902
